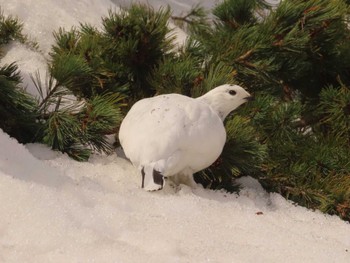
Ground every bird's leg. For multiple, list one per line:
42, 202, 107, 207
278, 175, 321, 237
153, 170, 164, 186
171, 172, 197, 189
186, 174, 198, 189
141, 166, 164, 191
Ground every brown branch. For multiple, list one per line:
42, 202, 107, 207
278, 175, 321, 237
291, 115, 322, 129
235, 49, 254, 62
171, 15, 194, 25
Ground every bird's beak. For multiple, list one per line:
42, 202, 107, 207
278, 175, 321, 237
244, 95, 254, 102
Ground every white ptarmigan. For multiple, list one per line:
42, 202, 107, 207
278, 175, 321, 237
119, 84, 252, 191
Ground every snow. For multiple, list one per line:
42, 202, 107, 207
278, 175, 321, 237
111, 0, 218, 16
1, 42, 48, 98
1, 130, 349, 262
2, 0, 114, 55
0, 0, 349, 262
0, 0, 114, 98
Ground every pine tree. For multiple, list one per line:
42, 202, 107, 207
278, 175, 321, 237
186, 0, 350, 220
0, 9, 25, 45
0, 63, 39, 142
0, 11, 40, 142
31, 69, 124, 161
50, 4, 174, 102
0, 9, 123, 161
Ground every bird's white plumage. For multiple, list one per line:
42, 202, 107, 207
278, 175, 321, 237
119, 84, 251, 190
120, 94, 225, 175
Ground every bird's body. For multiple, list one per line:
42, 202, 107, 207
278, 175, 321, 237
119, 84, 251, 191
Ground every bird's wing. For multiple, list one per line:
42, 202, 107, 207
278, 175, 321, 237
119, 94, 225, 173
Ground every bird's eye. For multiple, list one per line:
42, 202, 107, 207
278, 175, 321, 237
229, 90, 237, 96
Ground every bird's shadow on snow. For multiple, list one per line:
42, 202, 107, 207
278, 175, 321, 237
110, 151, 280, 214
152, 176, 276, 211
113, 148, 276, 211
116, 146, 128, 160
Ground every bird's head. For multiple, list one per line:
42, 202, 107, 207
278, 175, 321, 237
197, 84, 252, 121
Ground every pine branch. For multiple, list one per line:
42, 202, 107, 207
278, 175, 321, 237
235, 49, 254, 62
0, 63, 40, 143
0, 8, 24, 44
171, 5, 207, 25
0, 8, 38, 49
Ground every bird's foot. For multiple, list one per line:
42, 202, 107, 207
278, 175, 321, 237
141, 167, 164, 191
144, 182, 163, 192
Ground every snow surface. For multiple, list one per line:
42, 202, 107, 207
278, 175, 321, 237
0, 0, 350, 262
112, 0, 217, 15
